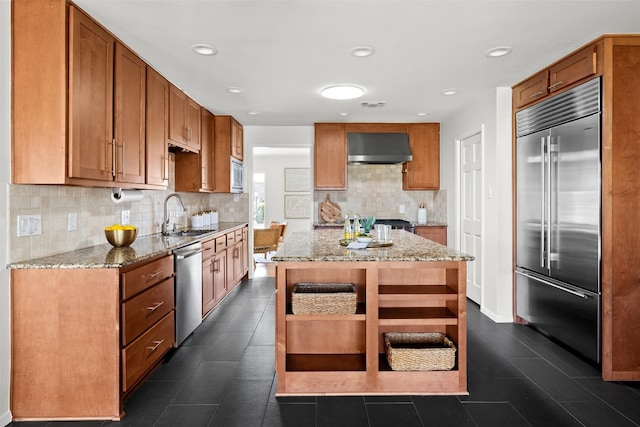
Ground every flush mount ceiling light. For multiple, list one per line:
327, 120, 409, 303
321, 85, 365, 100
351, 45, 375, 57
191, 44, 218, 56
485, 46, 512, 58
441, 88, 457, 96
226, 87, 244, 94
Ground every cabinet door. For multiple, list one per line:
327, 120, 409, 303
202, 257, 215, 317
68, 7, 114, 181
513, 70, 549, 109
231, 118, 243, 160
145, 67, 169, 186
549, 44, 597, 93
415, 226, 447, 245
214, 251, 227, 304
186, 98, 201, 151
403, 124, 440, 190
200, 110, 214, 190
168, 84, 187, 145
114, 43, 145, 184
314, 123, 347, 190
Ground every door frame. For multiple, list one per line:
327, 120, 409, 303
455, 126, 485, 306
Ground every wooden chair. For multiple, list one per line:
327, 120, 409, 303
269, 221, 288, 242
253, 228, 281, 261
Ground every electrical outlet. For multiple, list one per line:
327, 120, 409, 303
121, 210, 130, 225
399, 204, 405, 214
17, 214, 42, 237
68, 212, 78, 231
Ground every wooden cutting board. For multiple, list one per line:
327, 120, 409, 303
318, 194, 342, 223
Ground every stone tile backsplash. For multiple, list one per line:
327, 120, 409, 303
314, 164, 447, 223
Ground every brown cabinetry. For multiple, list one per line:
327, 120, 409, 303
145, 67, 169, 186
275, 260, 467, 395
213, 115, 244, 192
175, 109, 215, 192
11, 1, 166, 189
168, 84, 201, 152
314, 123, 347, 190
513, 43, 599, 110
11, 253, 175, 420
403, 123, 440, 190
415, 226, 447, 245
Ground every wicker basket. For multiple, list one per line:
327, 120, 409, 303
291, 282, 357, 315
384, 332, 456, 371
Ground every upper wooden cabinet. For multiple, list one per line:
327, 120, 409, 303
314, 123, 347, 190
11, 1, 166, 189
403, 123, 440, 190
145, 67, 169, 187
174, 109, 215, 192
169, 85, 201, 152
214, 115, 243, 161
513, 43, 599, 110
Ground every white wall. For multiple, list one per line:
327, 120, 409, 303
440, 87, 514, 323
1, 0, 12, 424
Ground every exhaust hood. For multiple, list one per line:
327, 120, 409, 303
347, 133, 413, 164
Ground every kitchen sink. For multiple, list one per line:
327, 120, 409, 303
165, 229, 213, 237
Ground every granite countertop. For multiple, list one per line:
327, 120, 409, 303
272, 228, 474, 262
7, 222, 248, 270
313, 221, 448, 227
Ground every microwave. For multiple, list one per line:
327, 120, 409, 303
230, 158, 243, 193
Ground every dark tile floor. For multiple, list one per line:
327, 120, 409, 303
10, 275, 640, 426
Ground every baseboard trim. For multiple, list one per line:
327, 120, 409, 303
480, 306, 513, 323
0, 410, 12, 427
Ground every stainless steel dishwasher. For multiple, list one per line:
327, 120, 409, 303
174, 241, 203, 345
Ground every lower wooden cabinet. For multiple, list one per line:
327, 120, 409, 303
415, 225, 447, 245
10, 253, 175, 421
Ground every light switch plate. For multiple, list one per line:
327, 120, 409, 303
399, 204, 405, 214
68, 212, 78, 231
17, 214, 42, 236
121, 210, 130, 225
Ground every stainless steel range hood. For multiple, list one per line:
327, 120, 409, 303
347, 133, 413, 164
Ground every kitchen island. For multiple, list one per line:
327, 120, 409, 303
272, 228, 474, 396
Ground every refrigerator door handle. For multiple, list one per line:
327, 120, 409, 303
515, 270, 590, 299
545, 135, 553, 270
540, 136, 546, 268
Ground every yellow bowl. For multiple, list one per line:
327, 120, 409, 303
105, 228, 138, 247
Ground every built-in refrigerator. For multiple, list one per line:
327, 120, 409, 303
515, 77, 601, 363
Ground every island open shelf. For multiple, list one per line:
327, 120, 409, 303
273, 229, 473, 396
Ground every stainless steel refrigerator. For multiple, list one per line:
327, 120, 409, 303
515, 77, 601, 363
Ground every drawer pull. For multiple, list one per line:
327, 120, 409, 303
214, 259, 221, 273
146, 271, 163, 281
147, 339, 165, 352
529, 90, 544, 99
146, 302, 165, 312
548, 81, 564, 90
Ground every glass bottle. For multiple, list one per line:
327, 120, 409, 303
343, 213, 352, 240
353, 213, 361, 237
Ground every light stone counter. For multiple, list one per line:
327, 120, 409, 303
272, 228, 474, 262
7, 222, 248, 269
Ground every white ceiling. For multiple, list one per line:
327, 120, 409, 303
74, 0, 640, 127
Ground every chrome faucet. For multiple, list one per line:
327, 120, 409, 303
162, 193, 186, 235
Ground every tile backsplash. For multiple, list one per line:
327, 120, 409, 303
9, 156, 249, 263
314, 164, 447, 223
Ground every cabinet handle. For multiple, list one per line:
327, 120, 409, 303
108, 139, 116, 177
529, 90, 544, 99
163, 156, 169, 181
214, 259, 220, 273
147, 339, 165, 352
548, 81, 564, 90
146, 301, 164, 312
146, 271, 163, 281
118, 141, 126, 176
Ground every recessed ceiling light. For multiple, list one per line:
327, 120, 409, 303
321, 85, 365, 100
246, 111, 260, 116
441, 89, 457, 96
338, 112, 351, 116
416, 112, 428, 116
227, 87, 244, 94
191, 44, 218, 56
485, 46, 512, 58
351, 45, 375, 58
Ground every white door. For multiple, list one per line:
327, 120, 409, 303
460, 131, 483, 304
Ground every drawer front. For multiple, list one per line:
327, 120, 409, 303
234, 229, 243, 242
215, 235, 227, 253
122, 255, 174, 299
226, 231, 235, 245
122, 311, 175, 392
122, 278, 175, 346
202, 238, 216, 260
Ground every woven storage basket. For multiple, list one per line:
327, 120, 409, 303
384, 332, 456, 371
291, 282, 357, 315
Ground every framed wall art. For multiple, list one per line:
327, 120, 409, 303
284, 194, 311, 219
284, 168, 310, 192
